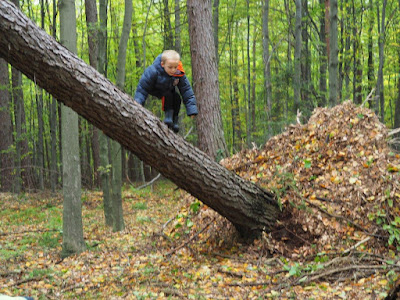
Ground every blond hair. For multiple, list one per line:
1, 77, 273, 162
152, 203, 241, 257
161, 50, 180, 63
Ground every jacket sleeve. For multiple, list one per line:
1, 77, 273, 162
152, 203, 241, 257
178, 75, 198, 116
134, 65, 157, 105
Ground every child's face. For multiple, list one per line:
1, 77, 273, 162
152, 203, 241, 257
161, 59, 179, 76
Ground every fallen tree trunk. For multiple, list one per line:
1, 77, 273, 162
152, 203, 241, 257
0, 1, 280, 236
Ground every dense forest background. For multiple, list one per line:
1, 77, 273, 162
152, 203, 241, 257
1, 0, 399, 192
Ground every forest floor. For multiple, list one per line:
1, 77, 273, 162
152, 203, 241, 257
1, 101, 400, 299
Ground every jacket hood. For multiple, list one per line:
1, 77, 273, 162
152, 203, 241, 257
154, 54, 185, 77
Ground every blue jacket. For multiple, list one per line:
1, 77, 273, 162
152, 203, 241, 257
134, 55, 198, 116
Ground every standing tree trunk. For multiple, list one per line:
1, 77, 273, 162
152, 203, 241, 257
98, 0, 113, 227
376, 0, 387, 121
367, 0, 375, 98
35, 87, 45, 190
49, 0, 58, 193
263, 0, 272, 137
163, 0, 173, 49
85, 0, 100, 188
328, 0, 339, 106
59, 0, 85, 257
231, 26, 242, 152
0, 58, 14, 192
294, 0, 302, 114
212, 0, 219, 65
394, 0, 400, 149
351, 0, 362, 105
111, 0, 133, 232
187, 0, 228, 160
318, 0, 327, 106
0, 1, 280, 236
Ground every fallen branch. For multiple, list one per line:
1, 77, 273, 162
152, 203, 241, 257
388, 127, 400, 136
6, 275, 44, 288
136, 173, 161, 190
342, 236, 371, 255
304, 199, 384, 238
295, 264, 400, 285
361, 88, 375, 107
0, 228, 59, 236
165, 218, 215, 256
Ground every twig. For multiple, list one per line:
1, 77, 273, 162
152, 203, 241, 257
303, 199, 384, 238
295, 264, 400, 285
342, 237, 371, 255
136, 173, 161, 190
361, 88, 375, 107
184, 126, 194, 139
388, 127, 400, 136
165, 218, 215, 256
0, 228, 59, 236
296, 109, 302, 125
6, 275, 44, 287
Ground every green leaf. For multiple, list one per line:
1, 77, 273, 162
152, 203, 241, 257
304, 158, 312, 169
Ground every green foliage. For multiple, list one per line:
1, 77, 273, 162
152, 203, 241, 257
38, 232, 60, 249
368, 205, 400, 251
132, 202, 147, 210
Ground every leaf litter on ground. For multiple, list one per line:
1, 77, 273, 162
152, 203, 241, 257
1, 101, 400, 299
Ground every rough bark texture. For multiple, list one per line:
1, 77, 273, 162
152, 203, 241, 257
0, 1, 280, 236
187, 0, 228, 160
59, 0, 86, 257
0, 58, 14, 192
328, 0, 338, 106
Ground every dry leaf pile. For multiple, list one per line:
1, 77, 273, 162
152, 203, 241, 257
218, 100, 400, 255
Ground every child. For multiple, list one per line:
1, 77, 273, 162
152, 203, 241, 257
134, 50, 198, 133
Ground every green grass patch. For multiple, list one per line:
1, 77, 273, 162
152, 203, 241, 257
132, 202, 147, 210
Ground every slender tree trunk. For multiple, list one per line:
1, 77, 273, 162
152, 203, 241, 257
318, 0, 327, 106
35, 87, 45, 189
367, 0, 375, 97
0, 1, 280, 236
328, 0, 339, 106
301, 0, 310, 107
49, 0, 58, 193
0, 58, 14, 192
212, 0, 219, 65
351, 0, 362, 105
251, 25, 256, 135
294, 0, 302, 113
376, 0, 387, 121
85, 0, 100, 188
246, 0, 251, 147
111, 0, 133, 232
98, 0, 113, 227
232, 27, 242, 152
174, 0, 181, 53
395, 0, 400, 138
163, 0, 173, 49
59, 0, 85, 257
187, 0, 228, 160
263, 0, 272, 137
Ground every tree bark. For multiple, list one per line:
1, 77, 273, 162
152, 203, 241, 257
59, 0, 85, 257
0, 1, 280, 236
111, 0, 133, 232
262, 0, 272, 137
318, 0, 327, 107
376, 0, 387, 121
294, 0, 302, 114
85, 0, 101, 188
0, 58, 14, 192
187, 0, 228, 161
328, 0, 339, 106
